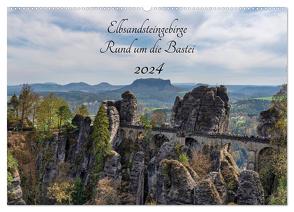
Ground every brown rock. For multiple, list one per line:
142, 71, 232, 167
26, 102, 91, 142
171, 85, 230, 134
236, 170, 265, 205
7, 169, 26, 205
103, 150, 122, 183
116, 91, 138, 125
157, 159, 197, 204
193, 179, 222, 205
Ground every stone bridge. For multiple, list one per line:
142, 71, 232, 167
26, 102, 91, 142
119, 124, 273, 171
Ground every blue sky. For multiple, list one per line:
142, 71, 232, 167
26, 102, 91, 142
7, 8, 287, 85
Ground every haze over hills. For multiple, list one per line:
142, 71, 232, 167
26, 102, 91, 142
7, 82, 124, 94
7, 78, 281, 109
7, 78, 281, 136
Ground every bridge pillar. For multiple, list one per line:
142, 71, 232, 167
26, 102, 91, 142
176, 136, 185, 145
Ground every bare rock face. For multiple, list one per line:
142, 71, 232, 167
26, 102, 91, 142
7, 169, 26, 205
102, 101, 120, 145
116, 91, 138, 125
171, 85, 230, 134
257, 107, 280, 138
207, 172, 227, 203
209, 144, 239, 202
236, 170, 265, 205
129, 151, 145, 204
155, 141, 181, 164
193, 179, 222, 205
157, 159, 197, 204
36, 115, 93, 203
147, 140, 185, 199
103, 150, 122, 183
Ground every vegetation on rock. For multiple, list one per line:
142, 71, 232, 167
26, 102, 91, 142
258, 84, 287, 204
190, 150, 212, 179
75, 105, 89, 117
7, 151, 18, 186
91, 104, 112, 179
93, 178, 119, 205
47, 180, 75, 204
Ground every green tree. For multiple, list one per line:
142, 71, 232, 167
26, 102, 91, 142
57, 105, 72, 132
8, 94, 19, 119
7, 151, 18, 186
36, 93, 69, 131
76, 105, 89, 117
150, 110, 167, 127
18, 84, 35, 129
139, 114, 152, 143
71, 178, 86, 205
259, 84, 287, 204
91, 104, 111, 178
31, 93, 40, 127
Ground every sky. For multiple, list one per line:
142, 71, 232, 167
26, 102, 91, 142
7, 8, 288, 85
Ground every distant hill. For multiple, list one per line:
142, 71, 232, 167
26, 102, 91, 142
8, 79, 282, 110
94, 78, 182, 107
118, 78, 180, 93
7, 82, 123, 95
225, 85, 281, 102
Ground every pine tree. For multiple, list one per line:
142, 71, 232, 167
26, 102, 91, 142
19, 84, 35, 129
9, 94, 19, 118
91, 104, 111, 177
57, 105, 72, 132
71, 178, 86, 205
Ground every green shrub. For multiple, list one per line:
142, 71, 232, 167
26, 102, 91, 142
175, 143, 184, 156
269, 177, 287, 205
47, 180, 74, 204
71, 178, 86, 205
178, 153, 189, 166
7, 151, 18, 185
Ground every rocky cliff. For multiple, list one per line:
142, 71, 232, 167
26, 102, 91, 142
7, 169, 26, 205
8, 90, 265, 205
171, 85, 230, 134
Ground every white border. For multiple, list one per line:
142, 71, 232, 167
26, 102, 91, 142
0, 0, 292, 212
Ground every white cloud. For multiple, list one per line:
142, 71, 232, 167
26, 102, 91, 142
7, 8, 287, 85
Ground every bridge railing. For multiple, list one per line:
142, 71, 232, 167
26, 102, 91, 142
119, 124, 270, 144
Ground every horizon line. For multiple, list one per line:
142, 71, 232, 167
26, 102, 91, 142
7, 81, 285, 87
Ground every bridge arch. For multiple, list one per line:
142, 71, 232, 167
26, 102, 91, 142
118, 125, 272, 171
152, 134, 170, 148
257, 147, 274, 172
185, 137, 201, 151
145, 133, 170, 159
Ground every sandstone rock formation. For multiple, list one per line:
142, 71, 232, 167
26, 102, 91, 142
257, 107, 280, 138
116, 91, 138, 125
157, 159, 197, 204
206, 172, 227, 203
8, 90, 268, 205
171, 85, 230, 134
102, 101, 120, 145
236, 170, 265, 205
193, 179, 222, 205
129, 151, 145, 204
101, 91, 138, 147
7, 169, 26, 205
103, 150, 122, 183
36, 115, 93, 203
211, 144, 240, 202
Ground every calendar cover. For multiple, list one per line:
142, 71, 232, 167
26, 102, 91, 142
7, 7, 287, 205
